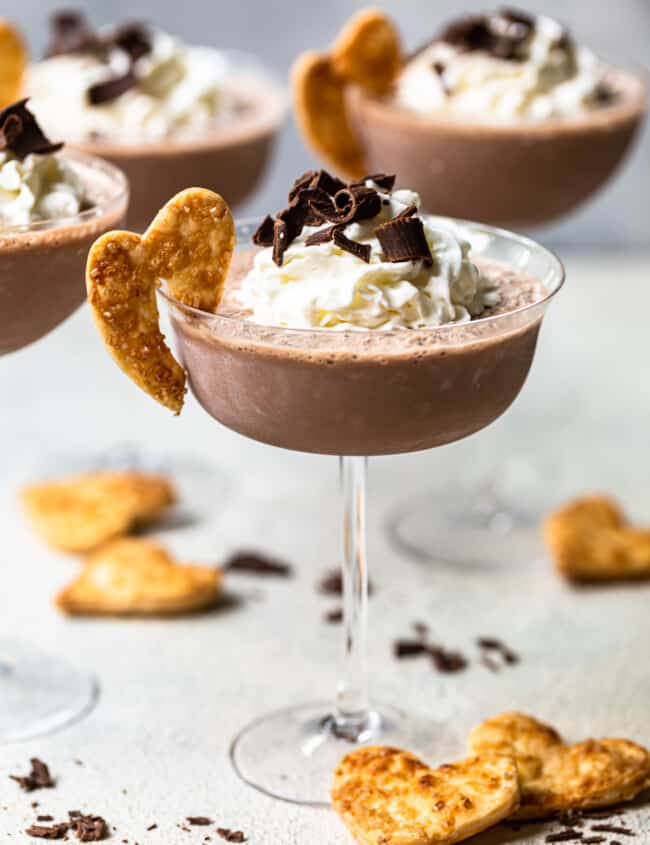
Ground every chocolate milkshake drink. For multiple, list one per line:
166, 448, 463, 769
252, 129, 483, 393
292, 8, 646, 226
86, 170, 564, 805
27, 12, 284, 231
0, 100, 128, 355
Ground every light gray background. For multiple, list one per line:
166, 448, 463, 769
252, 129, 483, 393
12, 0, 650, 247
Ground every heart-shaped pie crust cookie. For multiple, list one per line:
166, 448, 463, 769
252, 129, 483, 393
468, 712, 650, 819
86, 188, 235, 414
332, 746, 519, 845
544, 495, 650, 582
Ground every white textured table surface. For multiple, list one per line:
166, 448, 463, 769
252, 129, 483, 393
1, 253, 650, 843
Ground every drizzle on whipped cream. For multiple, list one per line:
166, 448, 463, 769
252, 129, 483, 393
28, 22, 237, 143
397, 10, 610, 121
240, 174, 499, 331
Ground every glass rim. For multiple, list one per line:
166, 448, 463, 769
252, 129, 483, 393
159, 214, 566, 337
0, 149, 129, 235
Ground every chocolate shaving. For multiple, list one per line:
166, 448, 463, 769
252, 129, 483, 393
113, 23, 152, 62
37, 816, 55, 822
333, 228, 371, 263
333, 185, 382, 224
545, 831, 584, 843
187, 817, 213, 826
477, 636, 520, 665
376, 216, 432, 264
590, 826, 634, 836
430, 646, 467, 673
439, 10, 533, 61
88, 70, 137, 105
252, 214, 275, 247
0, 100, 63, 161
272, 218, 289, 266
306, 189, 340, 223
324, 607, 343, 624
25, 822, 69, 840
352, 173, 396, 192
216, 830, 247, 843
289, 169, 345, 203
223, 551, 292, 577
581, 838, 606, 844
68, 812, 108, 842
10, 758, 55, 792
317, 569, 375, 596
45, 10, 99, 58
394, 640, 430, 658
304, 225, 338, 246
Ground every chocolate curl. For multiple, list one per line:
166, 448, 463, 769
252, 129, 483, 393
0, 99, 63, 160
113, 23, 152, 62
88, 69, 137, 105
333, 185, 382, 224
351, 173, 396, 192
252, 214, 275, 247
288, 169, 345, 203
333, 228, 371, 263
272, 218, 288, 266
304, 224, 338, 246
45, 10, 99, 58
376, 216, 433, 265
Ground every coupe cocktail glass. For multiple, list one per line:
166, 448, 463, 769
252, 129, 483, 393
0, 152, 128, 742
161, 218, 564, 805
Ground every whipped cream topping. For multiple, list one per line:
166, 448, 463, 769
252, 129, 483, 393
28, 28, 237, 143
0, 149, 85, 227
239, 182, 499, 330
397, 13, 608, 121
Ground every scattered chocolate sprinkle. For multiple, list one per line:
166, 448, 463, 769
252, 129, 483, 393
376, 216, 433, 265
325, 607, 343, 624
545, 831, 583, 843
317, 569, 375, 596
582, 838, 606, 844
430, 645, 467, 673
590, 826, 634, 836
394, 639, 429, 658
25, 822, 69, 840
37, 816, 54, 822
333, 228, 371, 263
252, 214, 275, 247
304, 225, 338, 246
10, 758, 55, 792
412, 621, 430, 638
68, 812, 108, 842
223, 551, 292, 577
477, 636, 520, 665
88, 70, 138, 105
146, 824, 158, 831
187, 818, 213, 826
0, 100, 63, 161
480, 654, 501, 673
581, 811, 625, 820
216, 830, 246, 843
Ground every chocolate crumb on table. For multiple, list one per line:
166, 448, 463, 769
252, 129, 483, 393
590, 825, 635, 836
545, 830, 585, 843
324, 607, 343, 624
146, 823, 158, 831
187, 817, 213, 826
216, 829, 247, 843
317, 569, 375, 596
10, 758, 55, 791
222, 551, 292, 577
393, 639, 429, 658
25, 821, 70, 839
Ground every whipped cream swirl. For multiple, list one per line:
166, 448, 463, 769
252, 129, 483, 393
0, 150, 85, 227
397, 13, 608, 121
239, 183, 499, 331
28, 28, 236, 143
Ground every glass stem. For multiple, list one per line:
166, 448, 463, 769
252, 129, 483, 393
333, 456, 370, 740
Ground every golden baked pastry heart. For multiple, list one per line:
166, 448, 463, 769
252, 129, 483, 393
0, 20, 27, 107
468, 712, 650, 819
86, 187, 235, 414
21, 471, 175, 553
331, 8, 402, 96
332, 746, 519, 845
56, 537, 222, 616
544, 495, 650, 582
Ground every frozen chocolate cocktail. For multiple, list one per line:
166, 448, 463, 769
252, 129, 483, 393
292, 8, 646, 227
0, 99, 128, 355
86, 169, 563, 804
27, 12, 284, 231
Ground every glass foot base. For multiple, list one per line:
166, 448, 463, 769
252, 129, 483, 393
230, 701, 465, 806
0, 642, 99, 744
388, 485, 545, 568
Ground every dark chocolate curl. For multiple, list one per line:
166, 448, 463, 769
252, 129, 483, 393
113, 23, 152, 62
439, 10, 533, 61
352, 173, 396, 192
252, 214, 275, 247
334, 185, 382, 224
0, 99, 63, 160
45, 10, 98, 58
88, 70, 137, 105
304, 224, 338, 246
333, 229, 371, 263
272, 218, 289, 267
306, 189, 339, 223
288, 169, 344, 203
376, 217, 433, 265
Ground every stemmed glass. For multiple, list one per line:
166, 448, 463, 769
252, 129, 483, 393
0, 152, 128, 742
161, 218, 564, 805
